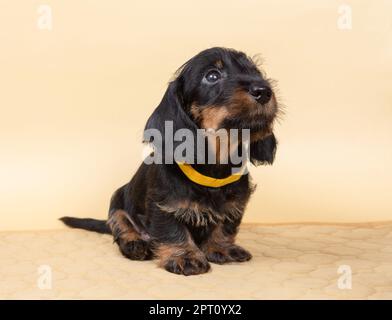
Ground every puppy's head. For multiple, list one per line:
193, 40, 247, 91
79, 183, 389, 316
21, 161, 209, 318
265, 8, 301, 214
145, 47, 279, 165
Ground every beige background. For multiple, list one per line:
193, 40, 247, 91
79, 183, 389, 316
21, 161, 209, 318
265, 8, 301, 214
0, 0, 391, 231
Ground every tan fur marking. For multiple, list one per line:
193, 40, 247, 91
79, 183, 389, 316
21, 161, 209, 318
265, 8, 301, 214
250, 130, 273, 142
202, 223, 235, 255
226, 89, 278, 142
107, 209, 139, 242
154, 231, 205, 269
190, 105, 234, 162
201, 223, 251, 264
190, 87, 278, 163
205, 128, 230, 164
157, 200, 243, 227
229, 89, 256, 112
191, 88, 278, 131
227, 89, 278, 121
191, 104, 229, 130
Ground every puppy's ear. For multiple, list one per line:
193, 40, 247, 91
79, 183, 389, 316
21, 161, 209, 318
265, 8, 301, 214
143, 79, 197, 161
145, 80, 194, 129
249, 133, 277, 166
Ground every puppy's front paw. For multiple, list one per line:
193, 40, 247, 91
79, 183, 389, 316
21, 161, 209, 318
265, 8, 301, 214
206, 245, 252, 264
163, 253, 210, 276
227, 245, 252, 262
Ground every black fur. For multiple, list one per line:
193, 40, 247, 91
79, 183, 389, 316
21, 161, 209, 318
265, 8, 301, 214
60, 47, 280, 275
250, 133, 277, 166
59, 217, 110, 234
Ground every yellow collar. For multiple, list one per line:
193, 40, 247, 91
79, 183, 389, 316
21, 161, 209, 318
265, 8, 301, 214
176, 162, 247, 188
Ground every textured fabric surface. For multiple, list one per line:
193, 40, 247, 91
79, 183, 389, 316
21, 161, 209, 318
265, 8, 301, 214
1, 223, 392, 299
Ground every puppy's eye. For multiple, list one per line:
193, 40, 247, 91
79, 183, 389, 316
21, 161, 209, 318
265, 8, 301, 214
205, 70, 221, 83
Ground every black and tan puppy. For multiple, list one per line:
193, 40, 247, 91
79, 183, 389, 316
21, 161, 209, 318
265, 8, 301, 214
61, 47, 280, 276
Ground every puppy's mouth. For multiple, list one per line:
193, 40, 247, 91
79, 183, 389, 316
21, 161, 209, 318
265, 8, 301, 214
190, 88, 278, 137
230, 88, 277, 116
220, 88, 278, 133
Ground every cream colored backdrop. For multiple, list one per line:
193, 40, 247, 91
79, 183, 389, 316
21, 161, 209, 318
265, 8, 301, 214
1, 0, 391, 231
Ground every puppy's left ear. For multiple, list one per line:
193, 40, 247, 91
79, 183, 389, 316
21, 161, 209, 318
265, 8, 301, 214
249, 133, 277, 166
143, 77, 198, 162
144, 80, 195, 135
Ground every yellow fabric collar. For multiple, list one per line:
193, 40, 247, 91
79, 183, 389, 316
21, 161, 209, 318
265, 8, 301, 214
176, 162, 247, 188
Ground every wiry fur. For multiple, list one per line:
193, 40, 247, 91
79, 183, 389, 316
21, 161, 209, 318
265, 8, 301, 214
157, 199, 245, 227
60, 47, 280, 275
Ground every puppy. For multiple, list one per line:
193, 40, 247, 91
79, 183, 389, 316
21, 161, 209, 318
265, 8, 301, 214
61, 47, 279, 276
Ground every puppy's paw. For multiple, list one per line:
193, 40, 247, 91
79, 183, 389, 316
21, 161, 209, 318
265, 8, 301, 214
163, 253, 210, 276
227, 245, 252, 262
206, 245, 252, 264
119, 239, 152, 260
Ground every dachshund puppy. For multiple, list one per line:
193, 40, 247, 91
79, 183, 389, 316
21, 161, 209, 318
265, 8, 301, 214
61, 47, 280, 276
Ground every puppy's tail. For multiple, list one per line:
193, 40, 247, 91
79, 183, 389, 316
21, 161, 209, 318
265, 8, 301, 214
59, 216, 111, 234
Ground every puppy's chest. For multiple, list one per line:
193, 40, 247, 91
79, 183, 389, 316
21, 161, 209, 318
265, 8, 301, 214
157, 196, 245, 227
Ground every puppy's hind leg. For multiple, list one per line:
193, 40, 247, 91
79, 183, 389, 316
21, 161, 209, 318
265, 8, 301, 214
107, 209, 152, 260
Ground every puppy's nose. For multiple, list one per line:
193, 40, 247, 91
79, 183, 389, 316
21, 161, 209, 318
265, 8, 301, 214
249, 85, 272, 104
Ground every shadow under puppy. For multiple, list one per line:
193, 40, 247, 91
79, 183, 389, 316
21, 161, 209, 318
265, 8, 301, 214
61, 47, 280, 276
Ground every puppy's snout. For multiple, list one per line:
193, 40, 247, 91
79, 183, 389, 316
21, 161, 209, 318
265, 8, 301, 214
249, 84, 272, 104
